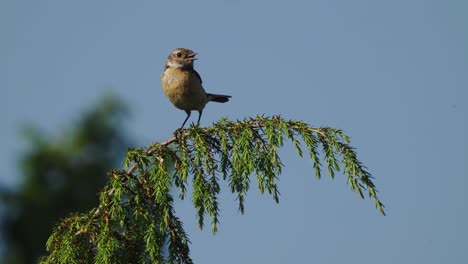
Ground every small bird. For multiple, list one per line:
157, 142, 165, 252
161, 48, 231, 128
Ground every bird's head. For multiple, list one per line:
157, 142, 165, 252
166, 48, 197, 69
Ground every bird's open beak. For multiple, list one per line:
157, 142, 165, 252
187, 52, 198, 60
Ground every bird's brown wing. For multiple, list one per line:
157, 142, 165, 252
192, 69, 203, 84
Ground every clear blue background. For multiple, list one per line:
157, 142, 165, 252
2, 1, 467, 263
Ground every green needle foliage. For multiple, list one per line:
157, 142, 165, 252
40, 115, 385, 264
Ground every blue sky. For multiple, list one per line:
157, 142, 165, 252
2, 0, 467, 263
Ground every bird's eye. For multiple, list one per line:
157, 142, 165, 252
176, 52, 182, 58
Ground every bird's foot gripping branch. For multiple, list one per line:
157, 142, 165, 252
40, 115, 385, 264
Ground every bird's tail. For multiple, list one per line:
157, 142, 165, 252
207, 93, 231, 103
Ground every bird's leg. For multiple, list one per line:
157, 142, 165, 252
180, 110, 191, 128
197, 110, 203, 125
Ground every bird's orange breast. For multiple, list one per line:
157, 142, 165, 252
161, 68, 207, 111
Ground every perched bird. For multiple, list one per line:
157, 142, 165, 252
161, 48, 231, 128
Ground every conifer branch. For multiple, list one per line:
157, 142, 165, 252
40, 115, 385, 264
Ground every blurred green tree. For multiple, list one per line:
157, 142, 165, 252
0, 95, 132, 264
